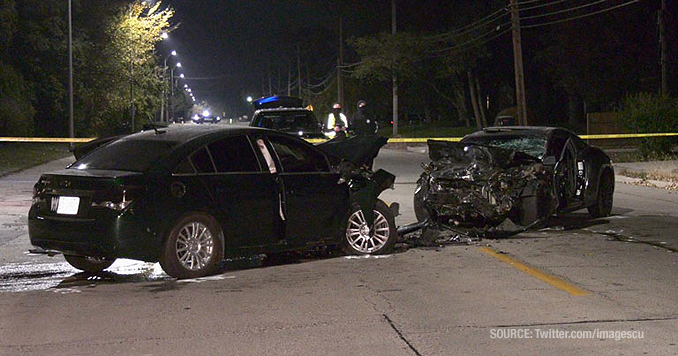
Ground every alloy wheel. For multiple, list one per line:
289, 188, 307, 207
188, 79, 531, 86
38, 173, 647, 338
346, 209, 390, 253
175, 222, 215, 271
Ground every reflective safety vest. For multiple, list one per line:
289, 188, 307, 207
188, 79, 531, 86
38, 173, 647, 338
327, 112, 348, 130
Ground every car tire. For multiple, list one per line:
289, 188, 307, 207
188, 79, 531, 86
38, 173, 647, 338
64, 255, 115, 272
413, 178, 429, 222
160, 212, 224, 279
344, 200, 396, 255
587, 169, 614, 218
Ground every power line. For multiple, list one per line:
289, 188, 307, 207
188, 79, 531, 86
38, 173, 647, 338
522, 0, 610, 20
430, 7, 509, 41
516, 0, 553, 5
431, 27, 512, 58
304, 65, 337, 89
519, 0, 570, 12
431, 22, 512, 54
522, 0, 640, 28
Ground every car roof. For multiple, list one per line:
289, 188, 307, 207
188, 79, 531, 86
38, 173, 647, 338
253, 108, 313, 116
119, 124, 268, 143
463, 126, 572, 140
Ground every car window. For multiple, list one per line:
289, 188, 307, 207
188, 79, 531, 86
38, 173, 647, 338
174, 157, 195, 174
207, 136, 260, 173
571, 134, 588, 152
72, 139, 179, 172
268, 135, 329, 173
253, 112, 318, 131
191, 147, 215, 173
462, 135, 547, 159
548, 134, 569, 159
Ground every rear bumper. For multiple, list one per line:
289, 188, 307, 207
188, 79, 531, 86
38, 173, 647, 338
28, 205, 161, 262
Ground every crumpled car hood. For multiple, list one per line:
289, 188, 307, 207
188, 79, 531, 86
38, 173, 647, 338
317, 136, 395, 229
421, 140, 554, 232
317, 135, 389, 169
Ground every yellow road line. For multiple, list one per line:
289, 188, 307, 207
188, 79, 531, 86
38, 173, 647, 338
479, 247, 589, 296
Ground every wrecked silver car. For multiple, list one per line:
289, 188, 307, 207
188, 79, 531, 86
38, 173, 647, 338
413, 127, 614, 237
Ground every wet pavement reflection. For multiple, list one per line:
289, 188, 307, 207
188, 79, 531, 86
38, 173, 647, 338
0, 259, 170, 293
0, 249, 346, 293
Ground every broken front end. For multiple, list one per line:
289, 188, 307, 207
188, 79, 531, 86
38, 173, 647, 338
415, 140, 556, 236
317, 136, 396, 228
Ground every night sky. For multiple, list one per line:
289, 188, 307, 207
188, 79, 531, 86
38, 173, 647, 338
158, 0, 453, 116
157, 0, 671, 118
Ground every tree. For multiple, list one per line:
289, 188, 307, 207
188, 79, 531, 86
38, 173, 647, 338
91, 1, 173, 135
0, 0, 34, 136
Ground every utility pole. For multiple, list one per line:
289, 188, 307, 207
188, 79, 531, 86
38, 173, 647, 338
306, 62, 310, 102
267, 60, 272, 95
287, 61, 291, 96
337, 16, 344, 109
67, 0, 74, 148
130, 52, 135, 133
510, 0, 527, 125
297, 45, 302, 98
392, 0, 399, 136
659, 0, 668, 96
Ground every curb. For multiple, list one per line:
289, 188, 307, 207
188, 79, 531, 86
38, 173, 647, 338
615, 174, 677, 190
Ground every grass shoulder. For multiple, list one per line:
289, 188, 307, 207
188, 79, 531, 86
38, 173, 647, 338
0, 143, 71, 176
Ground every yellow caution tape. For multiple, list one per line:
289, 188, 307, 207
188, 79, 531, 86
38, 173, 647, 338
0, 137, 97, 143
579, 132, 678, 139
2, 132, 676, 144
308, 132, 678, 143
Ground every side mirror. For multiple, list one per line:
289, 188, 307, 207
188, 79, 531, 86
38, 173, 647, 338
542, 156, 557, 166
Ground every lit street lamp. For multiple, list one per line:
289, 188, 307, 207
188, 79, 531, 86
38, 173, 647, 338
169, 62, 182, 121
160, 50, 177, 122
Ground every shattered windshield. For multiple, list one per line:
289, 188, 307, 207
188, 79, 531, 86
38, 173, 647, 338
462, 135, 547, 159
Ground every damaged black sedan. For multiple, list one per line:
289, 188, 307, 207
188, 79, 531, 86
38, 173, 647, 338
29, 126, 396, 278
414, 127, 614, 236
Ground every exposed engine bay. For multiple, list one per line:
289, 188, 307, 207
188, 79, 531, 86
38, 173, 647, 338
414, 140, 557, 237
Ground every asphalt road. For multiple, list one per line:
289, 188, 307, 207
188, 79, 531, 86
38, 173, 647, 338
1, 149, 677, 355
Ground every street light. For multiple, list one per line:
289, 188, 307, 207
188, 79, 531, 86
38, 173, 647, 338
67, 0, 74, 148
246, 96, 253, 103
160, 50, 177, 122
161, 32, 169, 40
170, 62, 183, 122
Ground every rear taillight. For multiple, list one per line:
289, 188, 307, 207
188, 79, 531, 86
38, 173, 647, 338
92, 186, 144, 211
32, 180, 46, 204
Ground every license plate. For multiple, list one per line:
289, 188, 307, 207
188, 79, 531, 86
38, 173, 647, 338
56, 196, 80, 215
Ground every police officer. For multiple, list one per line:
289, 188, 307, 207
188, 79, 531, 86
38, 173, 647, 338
349, 100, 376, 136
326, 103, 348, 139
